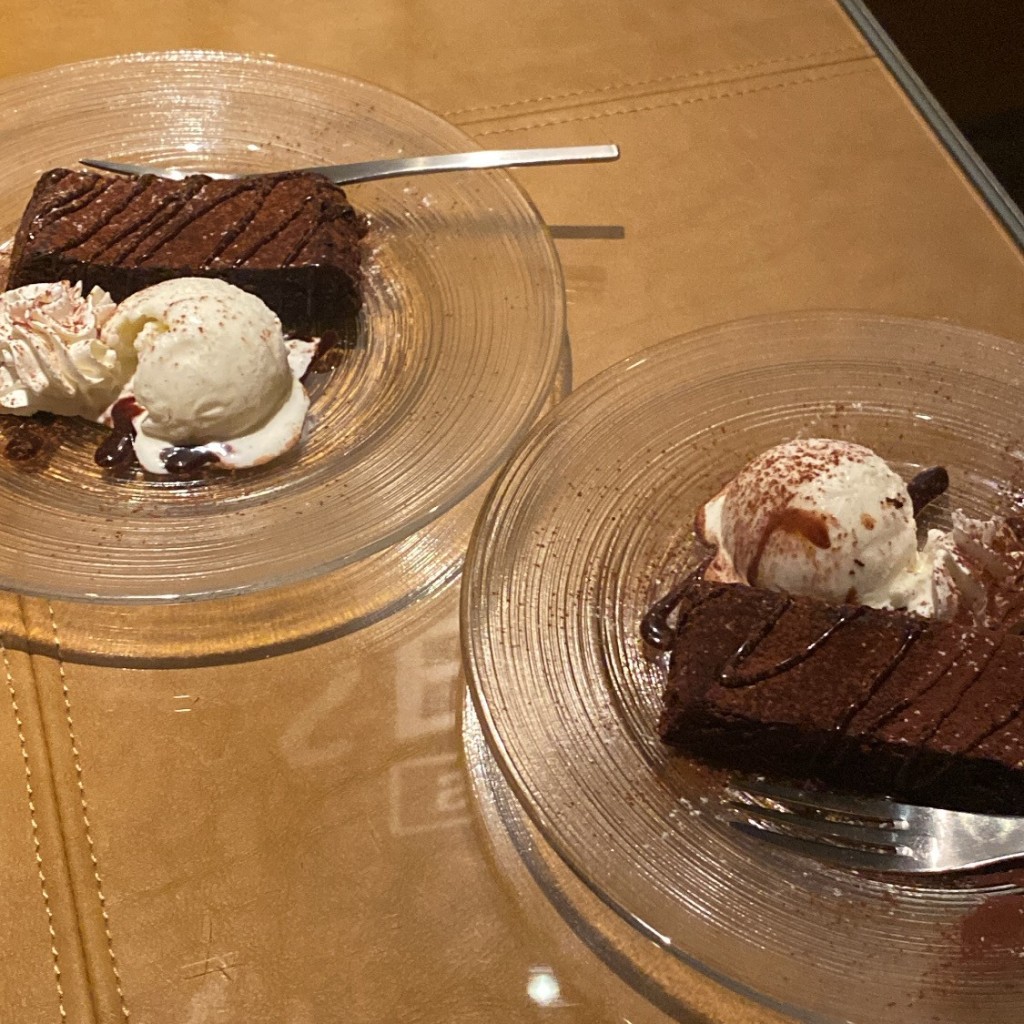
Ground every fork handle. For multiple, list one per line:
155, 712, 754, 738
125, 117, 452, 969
961, 823, 1024, 871
309, 144, 621, 184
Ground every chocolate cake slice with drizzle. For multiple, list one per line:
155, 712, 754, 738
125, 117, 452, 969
8, 168, 366, 336
643, 456, 1024, 816
644, 573, 1024, 815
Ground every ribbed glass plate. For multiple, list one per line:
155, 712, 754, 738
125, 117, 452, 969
0, 51, 564, 602
462, 313, 1024, 1024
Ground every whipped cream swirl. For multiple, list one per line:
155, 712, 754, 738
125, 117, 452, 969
0, 281, 125, 419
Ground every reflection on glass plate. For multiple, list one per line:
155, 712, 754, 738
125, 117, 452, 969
0, 51, 564, 605
463, 692, 769, 1024
462, 313, 1024, 1024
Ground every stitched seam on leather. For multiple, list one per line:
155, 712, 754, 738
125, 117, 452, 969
47, 603, 131, 1022
454, 52, 873, 127
444, 43, 870, 118
2, 638, 68, 1022
472, 61, 875, 137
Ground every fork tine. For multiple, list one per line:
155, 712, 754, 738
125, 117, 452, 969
725, 797, 912, 852
725, 778, 1024, 874
78, 158, 138, 174
729, 820, 920, 872
78, 158, 179, 177
724, 779, 926, 871
729, 778, 911, 827
78, 159, 235, 180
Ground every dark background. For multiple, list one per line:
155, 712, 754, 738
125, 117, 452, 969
866, 1, 1024, 208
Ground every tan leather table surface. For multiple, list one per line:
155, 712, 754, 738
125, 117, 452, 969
1, 2, 1023, 1022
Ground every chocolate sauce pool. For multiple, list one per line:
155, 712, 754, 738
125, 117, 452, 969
94, 396, 143, 470
161, 446, 219, 474
4, 416, 53, 461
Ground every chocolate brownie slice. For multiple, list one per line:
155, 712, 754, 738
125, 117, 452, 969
8, 168, 366, 336
646, 575, 1024, 815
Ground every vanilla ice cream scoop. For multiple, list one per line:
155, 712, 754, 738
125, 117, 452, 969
101, 278, 310, 474
697, 438, 953, 616
0, 281, 123, 419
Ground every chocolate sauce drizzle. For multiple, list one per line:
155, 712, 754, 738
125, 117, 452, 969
92, 184, 192, 262
130, 178, 246, 264
954, 689, 1024, 759
893, 633, 1010, 791
110, 179, 208, 265
719, 603, 867, 688
202, 178, 278, 266
836, 619, 924, 731
54, 178, 147, 256
642, 565, 871, 688
863, 637, 961, 734
811, 619, 928, 775
909, 636, 1005, 748
38, 171, 109, 228
66, 173, 317, 271
911, 689, 1024, 794
229, 204, 306, 266
640, 560, 711, 650
644, 461, 950, 679
748, 506, 831, 586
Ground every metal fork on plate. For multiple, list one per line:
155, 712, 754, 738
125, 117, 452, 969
724, 778, 1024, 874
79, 144, 620, 184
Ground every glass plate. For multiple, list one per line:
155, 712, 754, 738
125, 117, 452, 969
462, 312, 1024, 1024
0, 51, 564, 602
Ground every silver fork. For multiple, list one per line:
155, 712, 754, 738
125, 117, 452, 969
79, 144, 620, 184
724, 778, 1024, 874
